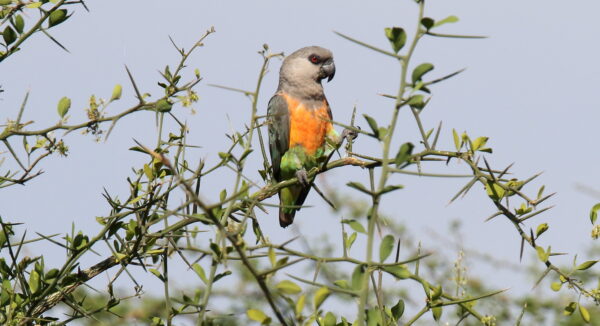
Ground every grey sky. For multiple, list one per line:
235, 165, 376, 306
2, 0, 600, 322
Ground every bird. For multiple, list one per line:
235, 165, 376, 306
267, 46, 341, 228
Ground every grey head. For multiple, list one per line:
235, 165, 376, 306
277, 46, 335, 102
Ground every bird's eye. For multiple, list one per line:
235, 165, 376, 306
309, 55, 320, 64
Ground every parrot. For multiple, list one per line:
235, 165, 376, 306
267, 46, 342, 228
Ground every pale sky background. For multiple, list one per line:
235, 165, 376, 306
2, 0, 600, 324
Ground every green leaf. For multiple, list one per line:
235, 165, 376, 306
113, 252, 126, 262
57, 96, 71, 118
394, 142, 414, 167
580, 304, 591, 323
149, 268, 164, 281
452, 129, 460, 150
313, 286, 330, 309
3, 26, 17, 45
26, 2, 42, 8
268, 247, 276, 267
333, 279, 349, 289
391, 299, 405, 320
536, 246, 549, 262
45, 268, 59, 281
576, 260, 597, 271
433, 15, 459, 28
0, 0, 13, 5
384, 27, 407, 53
590, 203, 600, 224
383, 265, 410, 279
430, 284, 443, 300
323, 312, 336, 326
342, 219, 366, 234
351, 264, 365, 291
411, 63, 434, 84
143, 163, 154, 180
49, 9, 68, 27
155, 99, 173, 112
295, 294, 305, 316
192, 263, 208, 284
432, 306, 442, 321
406, 94, 425, 110
420, 17, 435, 30
485, 181, 505, 201
515, 203, 532, 216
14, 15, 24, 34
346, 232, 357, 250
550, 281, 562, 292
564, 302, 577, 316
276, 280, 302, 295
110, 84, 122, 101
363, 114, 379, 138
247, 309, 268, 323
379, 235, 395, 262
210, 242, 222, 258
536, 223, 549, 238
537, 185, 546, 199
471, 136, 488, 151
29, 270, 40, 293
366, 308, 382, 326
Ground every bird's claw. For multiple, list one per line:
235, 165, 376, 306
296, 169, 310, 187
341, 128, 359, 142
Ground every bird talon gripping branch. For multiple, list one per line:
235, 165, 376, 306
341, 127, 359, 143
267, 46, 339, 228
295, 168, 310, 187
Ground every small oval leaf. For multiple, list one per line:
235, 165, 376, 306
276, 280, 302, 295
362, 114, 379, 138
295, 294, 305, 316
590, 203, 600, 224
411, 63, 434, 84
3, 26, 17, 45
550, 281, 562, 292
110, 84, 122, 101
421, 17, 435, 30
15, 15, 25, 34
536, 223, 549, 238
395, 142, 414, 167
313, 286, 330, 310
579, 305, 591, 323
49, 9, 68, 27
351, 264, 365, 291
433, 15, 459, 28
247, 309, 268, 323
384, 27, 407, 53
383, 265, 410, 279
29, 270, 40, 293
391, 299, 405, 320
576, 260, 597, 271
564, 302, 577, 316
342, 219, 366, 234
379, 235, 395, 263
57, 96, 71, 118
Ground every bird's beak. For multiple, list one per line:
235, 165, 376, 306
322, 61, 336, 82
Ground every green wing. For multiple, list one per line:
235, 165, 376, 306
267, 94, 290, 182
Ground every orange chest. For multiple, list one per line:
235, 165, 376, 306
285, 97, 331, 155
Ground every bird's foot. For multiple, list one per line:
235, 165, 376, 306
341, 127, 359, 143
296, 168, 310, 187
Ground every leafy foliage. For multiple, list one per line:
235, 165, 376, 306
0, 1, 598, 326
